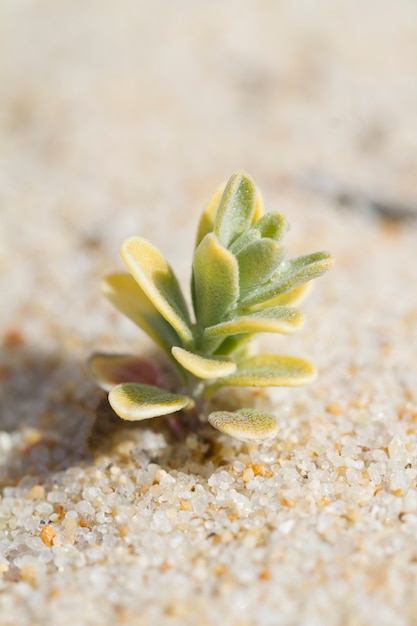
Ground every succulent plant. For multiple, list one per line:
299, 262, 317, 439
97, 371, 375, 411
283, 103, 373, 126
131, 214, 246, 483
90, 172, 333, 442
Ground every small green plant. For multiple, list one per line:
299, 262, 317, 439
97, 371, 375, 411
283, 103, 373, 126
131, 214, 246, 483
90, 172, 333, 442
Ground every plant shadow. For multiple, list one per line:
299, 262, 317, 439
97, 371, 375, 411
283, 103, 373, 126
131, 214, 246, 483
88, 384, 265, 480
0, 343, 99, 487
87, 395, 232, 480
0, 342, 258, 487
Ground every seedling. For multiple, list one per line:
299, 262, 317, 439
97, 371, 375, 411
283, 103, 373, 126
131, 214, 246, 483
90, 172, 333, 442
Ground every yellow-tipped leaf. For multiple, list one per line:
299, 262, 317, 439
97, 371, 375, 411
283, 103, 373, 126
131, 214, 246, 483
192, 233, 239, 329
213, 172, 258, 248
240, 251, 334, 308
102, 273, 181, 354
121, 237, 193, 347
196, 175, 263, 249
109, 383, 193, 421
207, 354, 317, 391
195, 183, 225, 249
229, 212, 287, 256
172, 346, 236, 379
208, 409, 279, 442
203, 306, 304, 346
248, 282, 313, 311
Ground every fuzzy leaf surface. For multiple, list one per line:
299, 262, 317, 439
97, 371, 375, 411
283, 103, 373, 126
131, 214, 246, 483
171, 346, 236, 379
121, 237, 193, 346
236, 239, 286, 299
203, 306, 304, 347
89, 353, 165, 392
229, 212, 287, 256
213, 172, 257, 247
109, 383, 193, 421
248, 282, 313, 311
196, 174, 264, 249
208, 409, 279, 442
192, 233, 239, 329
102, 273, 181, 354
195, 183, 225, 248
213, 334, 254, 358
207, 354, 317, 391
239, 251, 333, 308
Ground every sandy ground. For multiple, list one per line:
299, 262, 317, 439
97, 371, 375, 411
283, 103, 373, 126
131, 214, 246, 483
1, 2, 417, 625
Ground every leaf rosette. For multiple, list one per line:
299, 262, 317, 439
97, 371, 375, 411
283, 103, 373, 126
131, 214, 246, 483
90, 172, 333, 442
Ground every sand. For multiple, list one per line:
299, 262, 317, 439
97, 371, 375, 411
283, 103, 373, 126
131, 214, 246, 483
1, 2, 417, 624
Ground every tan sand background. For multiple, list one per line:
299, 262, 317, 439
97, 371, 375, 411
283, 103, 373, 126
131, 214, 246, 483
1, 2, 417, 625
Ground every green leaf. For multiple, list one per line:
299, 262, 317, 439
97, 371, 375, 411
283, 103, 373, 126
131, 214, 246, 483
208, 409, 279, 442
195, 177, 267, 248
247, 282, 313, 311
89, 353, 165, 392
195, 177, 264, 249
171, 346, 236, 379
206, 354, 317, 392
253, 212, 287, 241
228, 229, 260, 257
102, 273, 181, 354
195, 183, 225, 249
235, 239, 286, 299
213, 334, 254, 358
239, 251, 333, 308
203, 306, 304, 347
109, 383, 193, 421
229, 212, 287, 256
121, 237, 193, 347
213, 172, 258, 247
192, 233, 239, 329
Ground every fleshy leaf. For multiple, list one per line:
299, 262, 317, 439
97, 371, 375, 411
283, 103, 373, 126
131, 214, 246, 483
229, 212, 287, 256
248, 282, 313, 311
109, 383, 193, 421
203, 306, 304, 347
102, 273, 181, 354
252, 212, 287, 241
121, 237, 193, 347
236, 239, 286, 299
195, 178, 264, 249
172, 346, 236, 379
253, 188, 264, 222
195, 183, 225, 248
213, 172, 257, 248
192, 233, 239, 329
213, 334, 255, 358
239, 251, 333, 308
206, 354, 317, 392
208, 408, 279, 442
89, 353, 165, 392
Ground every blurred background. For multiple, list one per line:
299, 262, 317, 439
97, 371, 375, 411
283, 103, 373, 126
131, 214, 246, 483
1, 4, 417, 621
1, 0, 416, 352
